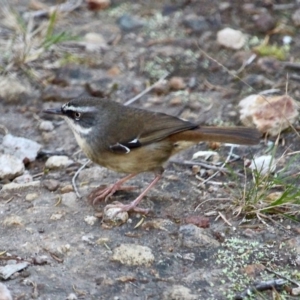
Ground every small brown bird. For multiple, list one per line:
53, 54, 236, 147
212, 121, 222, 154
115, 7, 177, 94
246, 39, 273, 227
44, 97, 260, 214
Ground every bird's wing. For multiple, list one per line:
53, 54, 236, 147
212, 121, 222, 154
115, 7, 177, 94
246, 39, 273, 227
109, 112, 197, 154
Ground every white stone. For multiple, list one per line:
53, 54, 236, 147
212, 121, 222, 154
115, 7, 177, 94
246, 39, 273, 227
292, 287, 300, 296
45, 155, 74, 169
217, 27, 246, 49
112, 244, 154, 266
0, 154, 24, 180
2, 134, 41, 162
247, 155, 276, 175
39, 120, 54, 132
83, 32, 109, 52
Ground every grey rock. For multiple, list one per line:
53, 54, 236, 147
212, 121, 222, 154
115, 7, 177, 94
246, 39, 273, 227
179, 224, 220, 248
2, 134, 41, 162
117, 14, 145, 31
43, 179, 60, 191
0, 154, 24, 180
183, 15, 209, 33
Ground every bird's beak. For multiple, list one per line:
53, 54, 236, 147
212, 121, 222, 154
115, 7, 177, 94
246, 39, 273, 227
43, 108, 64, 115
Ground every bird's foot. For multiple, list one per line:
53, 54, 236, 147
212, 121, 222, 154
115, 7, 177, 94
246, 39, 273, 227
88, 184, 137, 206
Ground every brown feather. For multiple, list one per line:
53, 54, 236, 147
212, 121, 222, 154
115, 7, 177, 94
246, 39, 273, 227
168, 126, 260, 145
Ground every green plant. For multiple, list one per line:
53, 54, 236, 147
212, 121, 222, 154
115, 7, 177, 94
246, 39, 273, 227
231, 148, 300, 221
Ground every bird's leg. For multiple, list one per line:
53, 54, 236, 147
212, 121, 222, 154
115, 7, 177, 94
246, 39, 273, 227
88, 173, 137, 206
104, 173, 162, 214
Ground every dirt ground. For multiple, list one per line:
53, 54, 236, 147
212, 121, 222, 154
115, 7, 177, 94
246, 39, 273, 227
1, 1, 300, 299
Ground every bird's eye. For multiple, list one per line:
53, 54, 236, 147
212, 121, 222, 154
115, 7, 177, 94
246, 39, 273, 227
74, 112, 81, 120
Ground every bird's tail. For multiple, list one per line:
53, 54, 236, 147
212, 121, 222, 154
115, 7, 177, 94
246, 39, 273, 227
170, 126, 261, 145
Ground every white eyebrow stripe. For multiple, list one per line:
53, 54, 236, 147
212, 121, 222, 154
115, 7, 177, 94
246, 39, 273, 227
62, 104, 97, 113
128, 138, 139, 144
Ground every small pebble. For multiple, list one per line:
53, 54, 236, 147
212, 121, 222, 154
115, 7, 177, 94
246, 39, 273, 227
43, 179, 60, 191
39, 120, 54, 132
25, 193, 38, 201
60, 184, 74, 193
192, 165, 200, 175
103, 206, 129, 226
183, 15, 209, 33
50, 213, 64, 220
152, 81, 169, 95
217, 27, 246, 49
86, 0, 111, 11
169, 97, 183, 106
254, 12, 275, 33
45, 155, 74, 169
169, 77, 186, 90
117, 14, 145, 31
188, 77, 197, 89
292, 287, 300, 296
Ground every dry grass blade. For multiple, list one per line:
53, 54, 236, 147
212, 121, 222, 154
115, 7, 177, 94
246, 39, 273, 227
0, 3, 78, 70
